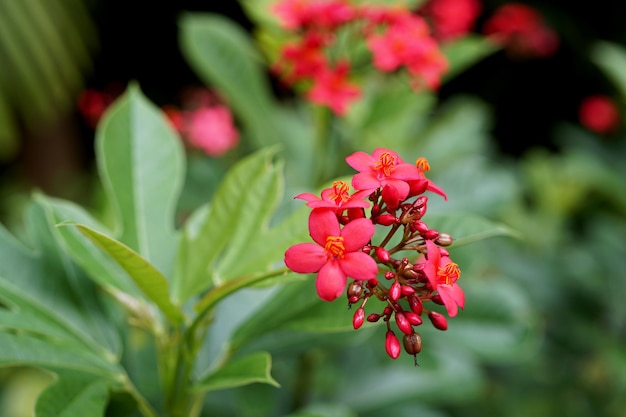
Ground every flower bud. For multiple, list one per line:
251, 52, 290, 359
404, 311, 423, 326
424, 229, 440, 240
403, 332, 422, 355
347, 281, 363, 299
412, 221, 430, 234
383, 306, 393, 316
428, 311, 448, 331
401, 285, 415, 296
376, 213, 398, 226
389, 281, 402, 301
384, 271, 395, 280
366, 278, 378, 289
408, 294, 423, 315
367, 313, 381, 322
375, 247, 391, 263
385, 330, 401, 359
353, 307, 365, 329
395, 311, 413, 335
347, 207, 365, 221
435, 233, 454, 246
382, 185, 401, 210
431, 294, 444, 305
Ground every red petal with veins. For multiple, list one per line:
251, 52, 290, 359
316, 260, 347, 301
284, 243, 326, 273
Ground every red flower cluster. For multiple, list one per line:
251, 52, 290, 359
578, 94, 621, 135
482, 3, 559, 59
284, 148, 463, 362
272, 0, 448, 115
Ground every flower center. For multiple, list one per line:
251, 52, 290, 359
324, 236, 345, 259
374, 152, 396, 177
330, 181, 351, 204
437, 262, 460, 285
415, 157, 430, 173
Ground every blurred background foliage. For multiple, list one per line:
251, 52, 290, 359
0, 1, 625, 417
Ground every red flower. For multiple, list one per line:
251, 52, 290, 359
284, 209, 378, 301
420, 0, 482, 42
407, 157, 448, 200
345, 148, 421, 200
418, 239, 464, 317
273, 32, 329, 84
307, 62, 361, 115
578, 95, 621, 134
273, 0, 354, 30
295, 181, 371, 213
483, 3, 558, 59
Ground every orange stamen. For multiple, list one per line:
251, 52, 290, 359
438, 262, 460, 285
330, 181, 350, 204
374, 152, 396, 177
324, 236, 345, 259
415, 157, 430, 173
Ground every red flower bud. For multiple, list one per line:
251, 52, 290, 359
382, 185, 401, 210
403, 332, 422, 355
347, 281, 363, 299
428, 311, 448, 331
408, 294, 423, 315
385, 330, 401, 359
366, 278, 378, 289
401, 285, 415, 296
376, 213, 398, 226
424, 229, 440, 240
367, 313, 382, 322
404, 311, 423, 326
395, 311, 413, 335
347, 207, 366, 221
383, 306, 393, 316
431, 294, 444, 305
375, 247, 391, 263
384, 271, 395, 280
353, 307, 365, 329
412, 221, 430, 235
389, 281, 402, 301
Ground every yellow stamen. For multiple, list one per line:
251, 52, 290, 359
324, 236, 345, 259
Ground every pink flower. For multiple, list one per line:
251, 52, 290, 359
418, 240, 464, 317
295, 181, 371, 213
578, 95, 621, 134
407, 157, 448, 200
483, 3, 558, 59
345, 148, 421, 200
186, 105, 239, 157
284, 209, 378, 301
273, 32, 329, 84
273, 0, 354, 30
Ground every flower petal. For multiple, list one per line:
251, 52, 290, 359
309, 209, 340, 245
346, 151, 375, 172
380, 179, 410, 200
340, 252, 378, 280
391, 163, 421, 181
294, 192, 320, 202
284, 243, 326, 273
341, 218, 375, 251
437, 283, 464, 317
351, 173, 381, 192
316, 261, 347, 301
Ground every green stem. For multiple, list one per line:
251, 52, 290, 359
125, 377, 160, 417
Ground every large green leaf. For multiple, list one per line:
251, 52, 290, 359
96, 83, 184, 277
194, 351, 279, 393
35, 370, 114, 417
0, 332, 122, 379
35, 194, 141, 297
174, 147, 293, 302
179, 13, 283, 148
0, 201, 121, 358
72, 224, 184, 325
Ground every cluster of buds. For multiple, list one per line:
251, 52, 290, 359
284, 148, 464, 363
271, 0, 449, 115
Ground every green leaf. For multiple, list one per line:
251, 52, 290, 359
0, 332, 122, 379
178, 13, 284, 148
590, 41, 626, 100
442, 34, 500, 83
174, 147, 288, 302
71, 224, 184, 325
194, 351, 279, 393
96, 83, 184, 277
425, 212, 520, 247
35, 194, 141, 297
35, 370, 113, 417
